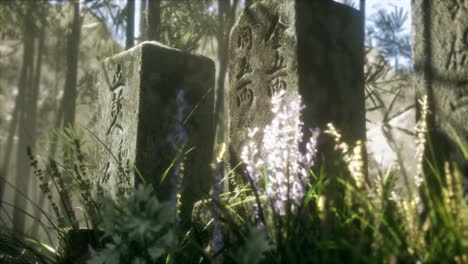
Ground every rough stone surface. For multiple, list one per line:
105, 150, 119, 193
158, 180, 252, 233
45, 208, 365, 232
96, 41, 215, 217
413, 0, 468, 151
229, 0, 365, 166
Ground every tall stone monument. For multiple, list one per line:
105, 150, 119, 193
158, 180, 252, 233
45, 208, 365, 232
229, 1, 366, 169
413, 0, 468, 171
96, 41, 215, 220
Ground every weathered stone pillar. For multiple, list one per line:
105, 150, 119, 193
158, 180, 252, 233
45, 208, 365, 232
96, 41, 215, 221
229, 1, 365, 170
413, 0, 468, 171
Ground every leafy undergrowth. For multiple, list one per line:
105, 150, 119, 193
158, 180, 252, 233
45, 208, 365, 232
0, 95, 466, 264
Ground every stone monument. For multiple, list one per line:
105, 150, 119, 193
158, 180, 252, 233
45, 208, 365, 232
413, 0, 468, 158
229, 0, 366, 170
96, 41, 215, 221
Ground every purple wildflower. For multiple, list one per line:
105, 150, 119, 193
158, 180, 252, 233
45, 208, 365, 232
241, 91, 320, 216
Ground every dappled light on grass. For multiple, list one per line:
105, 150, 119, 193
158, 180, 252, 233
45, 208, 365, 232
0, 95, 465, 263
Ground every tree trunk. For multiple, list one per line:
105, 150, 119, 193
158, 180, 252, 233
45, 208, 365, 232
0, 1, 34, 207
34, 33, 65, 236
0, 43, 28, 206
12, 4, 36, 233
0, 38, 26, 209
62, 1, 81, 129
58, 0, 81, 229
360, 0, 365, 48
126, 0, 135, 49
139, 0, 147, 41
147, 0, 161, 40
30, 8, 46, 237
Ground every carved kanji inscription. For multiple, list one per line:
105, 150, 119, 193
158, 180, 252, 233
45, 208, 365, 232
445, 28, 468, 71
268, 50, 286, 74
268, 76, 288, 97
228, 1, 365, 173
236, 56, 253, 80
237, 26, 253, 50
107, 64, 125, 135
236, 87, 254, 107
444, 0, 467, 20
265, 14, 288, 49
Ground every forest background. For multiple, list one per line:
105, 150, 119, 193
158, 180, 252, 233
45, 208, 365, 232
0, 0, 413, 241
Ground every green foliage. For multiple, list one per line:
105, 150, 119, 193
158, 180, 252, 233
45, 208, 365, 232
367, 7, 411, 70
236, 226, 272, 264
89, 185, 177, 264
36, 126, 101, 229
158, 1, 209, 52
205, 124, 467, 263
1, 125, 466, 263
1, 1, 466, 263
0, 230, 56, 264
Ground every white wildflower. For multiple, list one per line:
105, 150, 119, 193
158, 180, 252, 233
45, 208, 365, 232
241, 91, 320, 216
325, 123, 365, 189
415, 95, 428, 188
